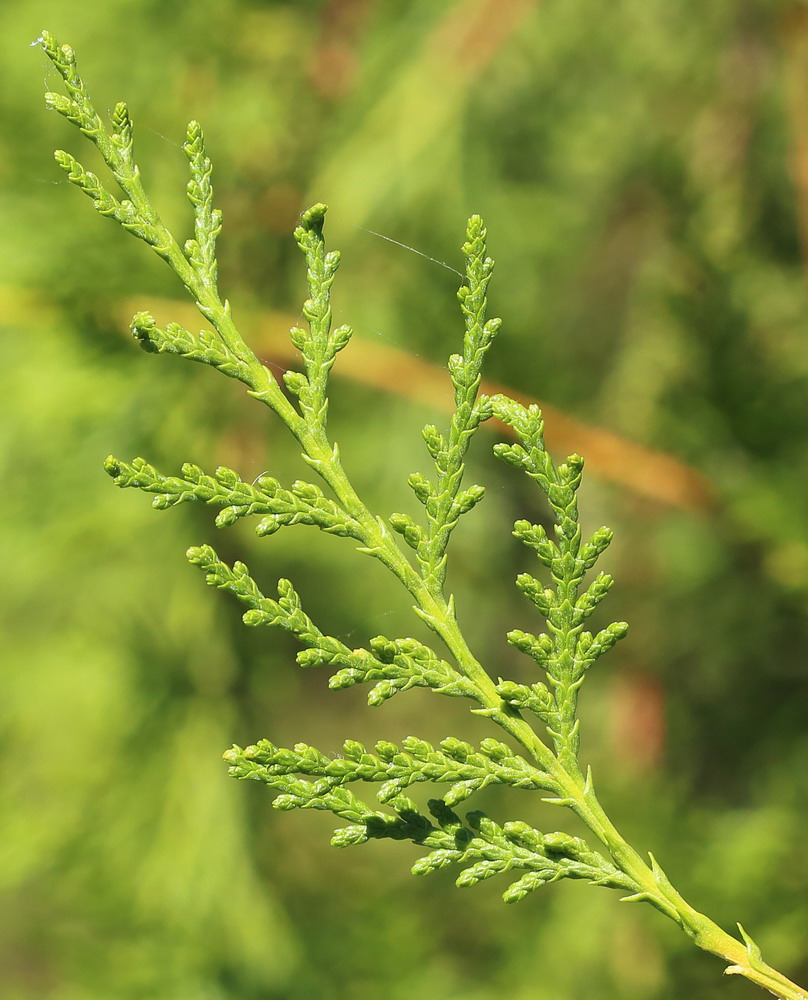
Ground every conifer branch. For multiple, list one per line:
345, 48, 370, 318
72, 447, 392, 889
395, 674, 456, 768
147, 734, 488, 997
40, 31, 808, 1000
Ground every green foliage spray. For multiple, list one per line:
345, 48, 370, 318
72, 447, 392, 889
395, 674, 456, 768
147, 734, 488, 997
39, 30, 807, 1000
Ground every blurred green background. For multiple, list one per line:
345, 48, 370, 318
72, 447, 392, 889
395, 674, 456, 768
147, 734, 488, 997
3, 0, 808, 997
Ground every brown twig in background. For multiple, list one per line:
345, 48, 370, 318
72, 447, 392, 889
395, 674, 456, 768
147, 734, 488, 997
119, 295, 713, 512
1, 280, 711, 510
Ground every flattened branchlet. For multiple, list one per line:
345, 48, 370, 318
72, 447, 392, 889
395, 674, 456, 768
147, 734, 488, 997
40, 30, 808, 1000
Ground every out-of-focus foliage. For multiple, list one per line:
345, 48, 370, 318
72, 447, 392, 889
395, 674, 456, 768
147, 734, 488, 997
3, 0, 808, 997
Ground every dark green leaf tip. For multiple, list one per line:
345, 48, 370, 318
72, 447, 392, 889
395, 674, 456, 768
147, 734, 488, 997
130, 311, 159, 352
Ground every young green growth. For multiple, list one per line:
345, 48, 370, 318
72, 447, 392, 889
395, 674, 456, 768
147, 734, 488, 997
41, 30, 807, 1000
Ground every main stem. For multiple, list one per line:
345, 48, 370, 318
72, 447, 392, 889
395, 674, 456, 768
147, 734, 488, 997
53, 48, 802, 994
567, 778, 808, 1000
168, 290, 807, 998
275, 414, 807, 1000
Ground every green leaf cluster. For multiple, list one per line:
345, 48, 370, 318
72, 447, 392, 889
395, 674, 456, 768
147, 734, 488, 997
491, 396, 628, 770
225, 737, 632, 902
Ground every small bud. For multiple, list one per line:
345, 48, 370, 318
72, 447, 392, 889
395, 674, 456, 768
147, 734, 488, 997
299, 202, 327, 233
44, 92, 74, 114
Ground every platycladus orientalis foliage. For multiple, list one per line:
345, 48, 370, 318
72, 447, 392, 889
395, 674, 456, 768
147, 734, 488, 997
39, 31, 807, 1000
